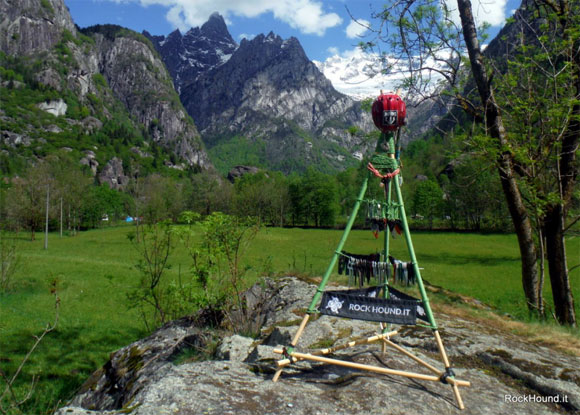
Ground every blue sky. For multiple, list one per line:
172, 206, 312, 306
64, 0, 521, 63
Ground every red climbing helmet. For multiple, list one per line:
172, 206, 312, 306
372, 93, 407, 132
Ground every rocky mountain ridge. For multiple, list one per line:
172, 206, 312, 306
144, 13, 237, 95
147, 14, 374, 174
55, 276, 580, 415
0, 0, 210, 183
0, 0, 77, 56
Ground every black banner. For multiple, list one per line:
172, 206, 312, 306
319, 289, 417, 325
319, 286, 429, 325
387, 286, 429, 323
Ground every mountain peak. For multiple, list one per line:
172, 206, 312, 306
208, 12, 223, 21
146, 12, 237, 91
200, 12, 231, 41
167, 29, 182, 39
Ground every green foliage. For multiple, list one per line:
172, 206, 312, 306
0, 29, 188, 181
60, 29, 76, 44
207, 136, 268, 175
198, 212, 260, 331
347, 125, 360, 136
412, 179, 443, 229
127, 221, 174, 330
289, 168, 339, 227
131, 175, 189, 224
81, 185, 129, 228
91, 73, 107, 89
489, 9, 580, 227
0, 230, 19, 293
53, 34, 77, 68
125, 211, 261, 332
441, 157, 509, 231
173, 212, 261, 330
207, 121, 358, 175
233, 171, 290, 226
40, 0, 54, 14
360, 97, 373, 113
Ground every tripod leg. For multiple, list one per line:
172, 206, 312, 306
273, 313, 311, 382
434, 329, 465, 410
274, 176, 369, 382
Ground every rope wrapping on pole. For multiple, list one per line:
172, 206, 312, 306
367, 153, 400, 179
367, 162, 400, 180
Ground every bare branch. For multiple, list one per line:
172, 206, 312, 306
0, 288, 59, 413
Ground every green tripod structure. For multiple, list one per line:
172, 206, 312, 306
273, 128, 470, 410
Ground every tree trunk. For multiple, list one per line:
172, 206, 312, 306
543, 205, 576, 326
537, 224, 546, 319
457, 0, 540, 312
541, 19, 579, 325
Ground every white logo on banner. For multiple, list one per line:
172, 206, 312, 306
326, 297, 344, 314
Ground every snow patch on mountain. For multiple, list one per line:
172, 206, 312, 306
315, 48, 447, 100
314, 49, 406, 100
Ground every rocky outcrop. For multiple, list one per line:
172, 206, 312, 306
226, 165, 260, 183
85, 28, 210, 168
56, 277, 580, 415
1, 131, 31, 147
98, 157, 129, 189
80, 150, 99, 176
0, 0, 76, 56
37, 99, 67, 116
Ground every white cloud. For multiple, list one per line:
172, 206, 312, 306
327, 46, 339, 55
123, 0, 342, 35
345, 19, 369, 39
444, 0, 508, 27
238, 33, 256, 41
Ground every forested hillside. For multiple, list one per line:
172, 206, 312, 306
0, 0, 209, 182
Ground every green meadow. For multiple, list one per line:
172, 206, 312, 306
1, 225, 579, 413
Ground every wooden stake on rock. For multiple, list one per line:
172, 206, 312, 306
274, 330, 399, 367
272, 313, 311, 382
286, 352, 470, 387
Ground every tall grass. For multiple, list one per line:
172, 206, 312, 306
0, 224, 578, 413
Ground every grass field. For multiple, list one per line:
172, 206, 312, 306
1, 224, 579, 413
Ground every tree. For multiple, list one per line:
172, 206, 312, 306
336, 167, 365, 224
233, 171, 291, 226
36, 154, 91, 236
489, 1, 579, 324
0, 229, 19, 293
127, 221, 174, 331
81, 185, 127, 228
412, 179, 443, 229
291, 168, 339, 227
455, 0, 577, 325
188, 171, 233, 216
367, 0, 577, 324
441, 157, 508, 231
176, 212, 261, 331
6, 162, 53, 241
234, 172, 272, 225
133, 174, 188, 224
199, 212, 260, 328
